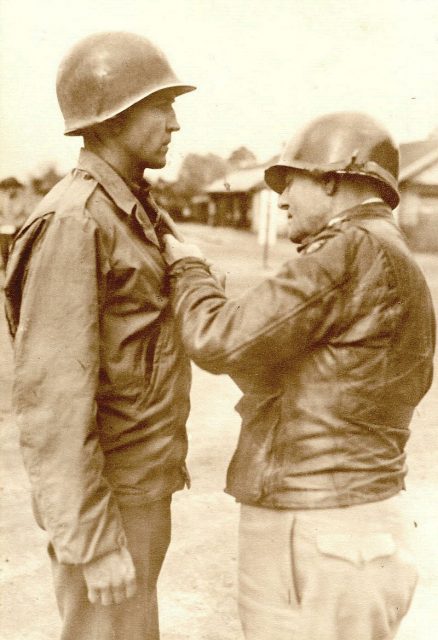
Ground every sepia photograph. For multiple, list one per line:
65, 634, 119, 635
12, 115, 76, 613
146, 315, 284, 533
1, 1, 437, 638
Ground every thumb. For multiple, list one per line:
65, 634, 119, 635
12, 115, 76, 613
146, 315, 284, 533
163, 234, 180, 249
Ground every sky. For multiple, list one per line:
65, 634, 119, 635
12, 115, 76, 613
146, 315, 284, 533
1, 0, 438, 181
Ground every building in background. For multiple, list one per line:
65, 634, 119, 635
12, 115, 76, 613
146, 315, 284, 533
198, 139, 438, 253
203, 161, 287, 236
3, 138, 438, 253
398, 139, 438, 252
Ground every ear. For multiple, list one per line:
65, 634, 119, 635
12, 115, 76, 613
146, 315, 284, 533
323, 174, 338, 196
102, 111, 127, 137
84, 120, 114, 144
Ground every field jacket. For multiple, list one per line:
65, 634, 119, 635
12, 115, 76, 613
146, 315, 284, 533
168, 203, 435, 509
4, 149, 191, 564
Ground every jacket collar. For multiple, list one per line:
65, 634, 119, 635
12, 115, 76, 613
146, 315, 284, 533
77, 148, 144, 216
77, 148, 160, 247
326, 201, 393, 228
298, 201, 394, 253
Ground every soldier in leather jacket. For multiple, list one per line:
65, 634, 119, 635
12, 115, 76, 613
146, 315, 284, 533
163, 113, 436, 640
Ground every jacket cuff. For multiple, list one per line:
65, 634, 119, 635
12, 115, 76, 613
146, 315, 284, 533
44, 492, 128, 565
168, 257, 210, 276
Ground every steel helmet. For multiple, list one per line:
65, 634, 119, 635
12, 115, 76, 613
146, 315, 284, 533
265, 112, 400, 209
56, 31, 196, 135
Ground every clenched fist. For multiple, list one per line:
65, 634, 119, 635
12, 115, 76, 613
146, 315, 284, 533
82, 546, 137, 606
162, 234, 205, 265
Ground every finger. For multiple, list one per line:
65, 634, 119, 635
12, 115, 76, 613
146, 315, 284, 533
163, 234, 179, 248
125, 577, 137, 600
100, 586, 113, 607
172, 228, 185, 242
161, 213, 184, 241
87, 587, 99, 604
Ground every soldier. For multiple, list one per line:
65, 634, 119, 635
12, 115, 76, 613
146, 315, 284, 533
0, 177, 26, 271
5, 32, 195, 640
163, 113, 436, 639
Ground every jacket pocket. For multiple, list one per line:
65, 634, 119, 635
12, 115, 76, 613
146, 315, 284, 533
145, 309, 174, 394
225, 392, 280, 502
145, 310, 190, 402
316, 532, 396, 566
144, 321, 161, 390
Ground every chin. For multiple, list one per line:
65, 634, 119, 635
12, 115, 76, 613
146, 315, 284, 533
287, 228, 299, 244
146, 159, 167, 170
288, 230, 306, 244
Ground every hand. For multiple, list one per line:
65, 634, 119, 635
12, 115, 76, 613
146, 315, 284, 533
82, 546, 137, 606
209, 264, 227, 289
163, 233, 226, 288
163, 234, 204, 265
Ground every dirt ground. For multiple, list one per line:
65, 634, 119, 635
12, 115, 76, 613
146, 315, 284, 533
1, 222, 438, 639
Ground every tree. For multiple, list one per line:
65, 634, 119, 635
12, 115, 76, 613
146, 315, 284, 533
227, 146, 257, 170
31, 166, 64, 196
175, 153, 227, 198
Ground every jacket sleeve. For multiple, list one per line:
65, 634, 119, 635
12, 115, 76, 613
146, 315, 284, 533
12, 214, 127, 564
168, 240, 350, 376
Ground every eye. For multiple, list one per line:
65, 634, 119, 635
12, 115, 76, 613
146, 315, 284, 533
146, 94, 175, 111
284, 173, 294, 189
156, 97, 175, 108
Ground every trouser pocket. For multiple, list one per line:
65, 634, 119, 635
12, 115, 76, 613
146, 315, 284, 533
293, 525, 418, 640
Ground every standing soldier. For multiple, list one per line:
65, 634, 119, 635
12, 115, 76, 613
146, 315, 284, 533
163, 113, 436, 640
0, 177, 27, 271
5, 32, 195, 640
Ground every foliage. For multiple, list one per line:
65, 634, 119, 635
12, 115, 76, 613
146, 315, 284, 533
176, 153, 228, 199
227, 146, 257, 169
173, 147, 258, 200
30, 166, 64, 195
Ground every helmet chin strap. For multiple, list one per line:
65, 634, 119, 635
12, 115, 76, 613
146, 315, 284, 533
361, 197, 384, 205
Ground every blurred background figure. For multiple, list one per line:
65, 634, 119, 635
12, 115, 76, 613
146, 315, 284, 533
0, 177, 27, 271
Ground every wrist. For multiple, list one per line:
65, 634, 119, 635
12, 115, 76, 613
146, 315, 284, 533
83, 543, 128, 567
168, 256, 209, 275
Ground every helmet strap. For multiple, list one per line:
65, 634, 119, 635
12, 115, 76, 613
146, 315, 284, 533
321, 173, 339, 197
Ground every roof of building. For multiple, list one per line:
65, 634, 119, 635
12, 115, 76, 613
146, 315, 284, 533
206, 165, 266, 193
399, 139, 438, 182
206, 154, 280, 194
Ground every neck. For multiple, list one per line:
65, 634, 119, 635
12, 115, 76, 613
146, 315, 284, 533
84, 137, 144, 184
328, 189, 383, 219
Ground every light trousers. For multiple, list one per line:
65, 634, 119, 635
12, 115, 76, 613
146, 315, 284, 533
238, 494, 418, 640
50, 497, 171, 640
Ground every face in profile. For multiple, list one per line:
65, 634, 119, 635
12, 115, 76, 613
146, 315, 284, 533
111, 91, 181, 170
278, 171, 333, 243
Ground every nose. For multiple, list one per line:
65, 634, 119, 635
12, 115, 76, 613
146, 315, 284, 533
167, 106, 180, 132
278, 186, 289, 210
